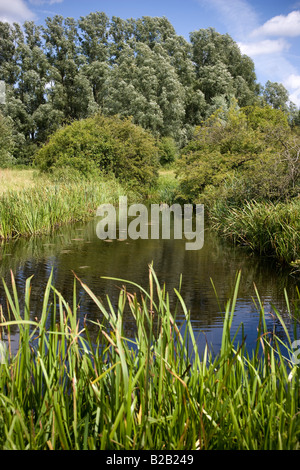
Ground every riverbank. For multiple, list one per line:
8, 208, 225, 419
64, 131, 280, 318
154, 170, 300, 270
0, 168, 36, 194
0, 167, 178, 241
0, 169, 136, 240
209, 198, 300, 272
0, 267, 299, 450
0, 168, 299, 271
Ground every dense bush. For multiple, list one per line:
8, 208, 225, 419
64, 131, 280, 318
176, 105, 300, 205
35, 114, 159, 189
158, 137, 179, 166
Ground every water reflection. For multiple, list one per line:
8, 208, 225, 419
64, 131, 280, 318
0, 218, 299, 354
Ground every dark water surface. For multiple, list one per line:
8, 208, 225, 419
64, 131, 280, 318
0, 217, 299, 355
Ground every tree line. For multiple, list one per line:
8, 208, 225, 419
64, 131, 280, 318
0, 12, 299, 165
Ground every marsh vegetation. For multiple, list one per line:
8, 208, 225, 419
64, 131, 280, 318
0, 11, 299, 451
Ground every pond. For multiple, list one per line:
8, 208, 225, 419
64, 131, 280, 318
0, 215, 299, 356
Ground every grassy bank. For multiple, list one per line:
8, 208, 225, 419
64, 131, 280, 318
0, 167, 177, 241
0, 267, 299, 450
210, 198, 300, 270
150, 169, 300, 271
0, 171, 134, 240
1, 168, 299, 272
0, 168, 37, 195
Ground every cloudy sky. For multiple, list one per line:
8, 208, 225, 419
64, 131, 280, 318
1, 0, 300, 106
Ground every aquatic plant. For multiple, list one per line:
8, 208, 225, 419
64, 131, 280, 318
210, 198, 300, 266
0, 176, 133, 241
0, 267, 299, 450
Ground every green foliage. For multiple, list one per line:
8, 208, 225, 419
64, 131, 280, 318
176, 105, 300, 204
158, 136, 179, 165
0, 111, 15, 167
0, 175, 127, 240
35, 114, 159, 189
0, 267, 299, 449
0, 14, 262, 162
211, 198, 300, 265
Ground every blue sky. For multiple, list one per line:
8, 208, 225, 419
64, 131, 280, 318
1, 0, 300, 106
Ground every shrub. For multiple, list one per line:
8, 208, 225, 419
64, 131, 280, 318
35, 114, 159, 189
176, 105, 300, 204
158, 136, 178, 166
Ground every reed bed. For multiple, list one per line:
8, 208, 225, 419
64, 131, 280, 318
210, 198, 300, 267
0, 177, 128, 240
0, 267, 299, 450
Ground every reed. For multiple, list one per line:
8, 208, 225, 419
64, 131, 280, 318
0, 267, 299, 450
0, 176, 130, 241
210, 198, 300, 267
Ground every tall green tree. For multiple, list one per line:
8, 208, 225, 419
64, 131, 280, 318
190, 28, 259, 111
0, 111, 15, 167
263, 80, 289, 111
78, 12, 110, 108
1, 21, 55, 161
43, 15, 96, 123
109, 15, 135, 63
103, 42, 186, 144
0, 22, 21, 86
132, 16, 177, 48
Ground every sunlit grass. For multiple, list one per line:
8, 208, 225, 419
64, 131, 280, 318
0, 266, 299, 450
0, 169, 37, 194
0, 173, 134, 240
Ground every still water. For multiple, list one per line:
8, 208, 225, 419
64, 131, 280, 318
0, 217, 299, 355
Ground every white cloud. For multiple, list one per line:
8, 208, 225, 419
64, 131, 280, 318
0, 0, 36, 23
289, 89, 300, 106
284, 74, 300, 106
238, 38, 290, 56
286, 84, 300, 106
199, 0, 300, 106
198, 0, 259, 39
285, 73, 300, 89
29, 0, 63, 5
252, 10, 300, 38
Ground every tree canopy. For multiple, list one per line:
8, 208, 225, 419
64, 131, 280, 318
0, 13, 265, 163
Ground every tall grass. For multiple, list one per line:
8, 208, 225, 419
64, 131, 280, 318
210, 198, 300, 268
0, 176, 131, 240
0, 266, 299, 450
147, 169, 179, 205
0, 168, 36, 195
